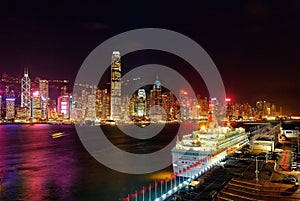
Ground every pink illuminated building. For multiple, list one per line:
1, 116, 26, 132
57, 95, 70, 119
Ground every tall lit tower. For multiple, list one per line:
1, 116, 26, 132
136, 89, 146, 117
6, 97, 15, 120
149, 77, 163, 121
39, 79, 49, 119
32, 90, 42, 120
57, 95, 70, 119
21, 68, 31, 118
110, 51, 121, 120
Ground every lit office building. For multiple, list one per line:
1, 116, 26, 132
16, 106, 27, 120
48, 99, 58, 120
162, 92, 176, 120
95, 89, 110, 120
122, 95, 131, 122
57, 95, 70, 119
149, 78, 164, 121
71, 93, 83, 122
209, 97, 218, 113
21, 68, 31, 118
111, 51, 121, 120
5, 97, 15, 120
189, 98, 200, 120
84, 94, 96, 121
69, 94, 74, 121
179, 90, 189, 120
39, 79, 49, 119
136, 89, 146, 117
129, 94, 137, 118
32, 91, 42, 120
225, 98, 233, 117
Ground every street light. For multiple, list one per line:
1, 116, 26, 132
251, 156, 259, 181
255, 156, 259, 181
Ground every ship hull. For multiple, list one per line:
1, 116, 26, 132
172, 132, 249, 177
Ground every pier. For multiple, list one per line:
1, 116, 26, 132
120, 155, 226, 201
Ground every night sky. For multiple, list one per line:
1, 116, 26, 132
1, 1, 300, 114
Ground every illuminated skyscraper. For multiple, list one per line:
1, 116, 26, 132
21, 68, 31, 118
179, 90, 189, 120
6, 97, 15, 120
136, 89, 146, 117
32, 91, 42, 120
57, 95, 70, 119
39, 79, 49, 119
149, 78, 164, 121
84, 94, 96, 121
110, 51, 121, 120
5, 90, 15, 120
150, 78, 162, 107
5, 92, 16, 120
162, 92, 175, 120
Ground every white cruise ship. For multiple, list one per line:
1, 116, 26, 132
172, 113, 249, 177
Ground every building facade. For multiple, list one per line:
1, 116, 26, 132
21, 68, 31, 118
110, 51, 121, 120
32, 91, 42, 120
5, 97, 15, 120
39, 79, 49, 120
57, 95, 70, 119
149, 78, 164, 121
136, 89, 146, 117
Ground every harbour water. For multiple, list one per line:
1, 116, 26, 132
0, 123, 198, 201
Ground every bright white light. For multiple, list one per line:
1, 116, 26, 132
155, 199, 159, 201
33, 91, 39, 96
168, 190, 172, 194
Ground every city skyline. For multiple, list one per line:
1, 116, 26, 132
2, 2, 300, 200
1, 2, 300, 114
0, 65, 288, 123
0, 64, 296, 116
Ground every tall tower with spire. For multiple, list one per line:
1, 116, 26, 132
21, 68, 31, 118
110, 51, 121, 120
149, 77, 163, 121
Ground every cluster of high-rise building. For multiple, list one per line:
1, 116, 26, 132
0, 51, 284, 124
0, 69, 72, 123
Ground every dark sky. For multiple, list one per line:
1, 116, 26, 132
1, 1, 300, 114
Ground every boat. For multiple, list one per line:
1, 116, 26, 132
104, 119, 116, 125
171, 112, 249, 177
51, 132, 64, 139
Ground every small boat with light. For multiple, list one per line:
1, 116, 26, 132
51, 132, 64, 139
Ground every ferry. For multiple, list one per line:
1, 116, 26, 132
51, 132, 64, 139
171, 113, 249, 177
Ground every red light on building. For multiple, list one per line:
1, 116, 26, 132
170, 106, 174, 112
225, 98, 231, 102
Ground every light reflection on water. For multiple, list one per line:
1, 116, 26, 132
0, 123, 198, 201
